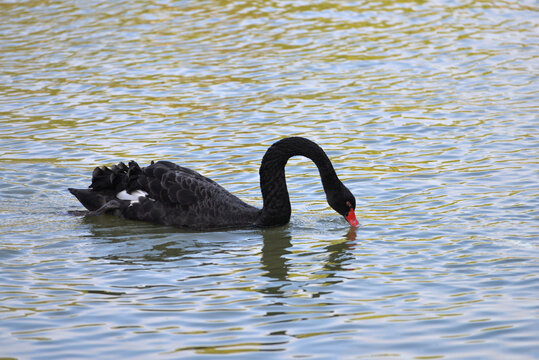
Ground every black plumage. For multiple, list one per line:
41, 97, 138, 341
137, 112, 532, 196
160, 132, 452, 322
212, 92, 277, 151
68, 137, 358, 230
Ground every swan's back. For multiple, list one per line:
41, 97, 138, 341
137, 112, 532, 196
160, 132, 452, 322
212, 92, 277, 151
69, 161, 260, 229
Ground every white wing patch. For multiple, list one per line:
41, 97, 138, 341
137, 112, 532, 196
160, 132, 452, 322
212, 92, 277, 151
116, 190, 148, 204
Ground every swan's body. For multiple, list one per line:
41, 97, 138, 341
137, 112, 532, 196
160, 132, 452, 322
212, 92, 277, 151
68, 137, 358, 230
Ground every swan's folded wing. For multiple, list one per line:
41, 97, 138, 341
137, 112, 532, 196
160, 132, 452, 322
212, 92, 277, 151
135, 161, 221, 208
147, 161, 219, 186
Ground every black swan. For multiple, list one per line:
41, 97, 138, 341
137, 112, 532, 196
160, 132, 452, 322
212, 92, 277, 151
68, 137, 358, 230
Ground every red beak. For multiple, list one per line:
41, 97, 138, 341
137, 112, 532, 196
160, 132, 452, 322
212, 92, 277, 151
345, 208, 359, 227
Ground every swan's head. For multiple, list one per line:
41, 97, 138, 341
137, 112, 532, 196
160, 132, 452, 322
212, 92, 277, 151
327, 184, 358, 227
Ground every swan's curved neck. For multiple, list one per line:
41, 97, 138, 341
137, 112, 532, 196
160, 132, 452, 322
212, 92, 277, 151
257, 137, 340, 226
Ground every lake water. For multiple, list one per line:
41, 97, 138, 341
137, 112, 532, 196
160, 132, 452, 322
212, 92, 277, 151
1, 0, 538, 359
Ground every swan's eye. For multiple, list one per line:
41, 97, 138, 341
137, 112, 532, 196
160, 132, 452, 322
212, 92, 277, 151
346, 201, 352, 208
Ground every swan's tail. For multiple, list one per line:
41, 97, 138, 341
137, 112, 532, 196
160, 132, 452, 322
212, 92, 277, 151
90, 162, 129, 191
68, 188, 116, 211
68, 161, 143, 211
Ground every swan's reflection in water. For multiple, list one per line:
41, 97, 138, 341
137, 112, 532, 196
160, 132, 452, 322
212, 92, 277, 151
260, 227, 357, 295
323, 227, 357, 273
260, 228, 292, 294
79, 215, 358, 296
261, 229, 358, 275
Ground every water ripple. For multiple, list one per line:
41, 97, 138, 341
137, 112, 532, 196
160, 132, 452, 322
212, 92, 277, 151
1, 0, 538, 359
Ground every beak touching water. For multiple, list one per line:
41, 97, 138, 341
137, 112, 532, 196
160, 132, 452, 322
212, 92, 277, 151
345, 208, 359, 227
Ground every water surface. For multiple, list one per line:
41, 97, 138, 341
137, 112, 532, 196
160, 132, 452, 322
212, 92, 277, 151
1, 0, 538, 359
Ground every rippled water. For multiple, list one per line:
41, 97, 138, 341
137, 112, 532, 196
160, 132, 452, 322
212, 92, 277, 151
1, 0, 538, 359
